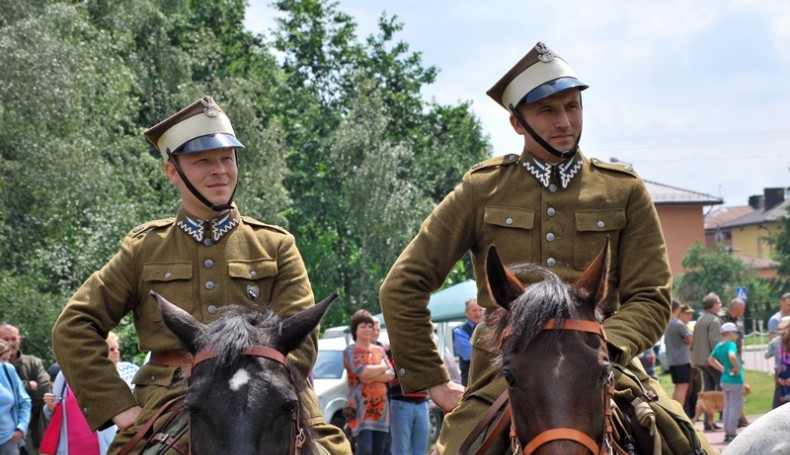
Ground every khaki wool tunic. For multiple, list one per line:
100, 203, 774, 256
52, 206, 351, 454
380, 150, 674, 453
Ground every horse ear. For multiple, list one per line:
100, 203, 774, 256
485, 245, 524, 311
573, 237, 611, 308
277, 292, 339, 355
151, 291, 204, 354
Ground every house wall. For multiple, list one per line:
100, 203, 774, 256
655, 205, 706, 276
730, 223, 778, 258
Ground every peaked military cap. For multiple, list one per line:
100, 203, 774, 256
487, 41, 588, 110
144, 95, 244, 159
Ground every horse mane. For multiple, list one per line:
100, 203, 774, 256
488, 263, 603, 353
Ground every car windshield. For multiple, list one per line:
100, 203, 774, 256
314, 349, 344, 379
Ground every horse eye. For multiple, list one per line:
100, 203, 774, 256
599, 363, 613, 385
503, 367, 517, 388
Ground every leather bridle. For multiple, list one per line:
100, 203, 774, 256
192, 346, 307, 455
510, 319, 616, 455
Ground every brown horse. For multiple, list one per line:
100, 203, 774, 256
484, 242, 619, 455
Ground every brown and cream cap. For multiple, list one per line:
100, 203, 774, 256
487, 42, 588, 111
144, 96, 244, 159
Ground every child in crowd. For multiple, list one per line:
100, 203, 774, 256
708, 322, 745, 443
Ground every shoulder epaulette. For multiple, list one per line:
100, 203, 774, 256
242, 216, 290, 235
129, 217, 176, 238
470, 154, 519, 173
589, 158, 638, 177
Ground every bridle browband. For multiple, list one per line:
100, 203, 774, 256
510, 319, 616, 455
192, 345, 307, 455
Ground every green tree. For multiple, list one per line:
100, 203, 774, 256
674, 242, 777, 326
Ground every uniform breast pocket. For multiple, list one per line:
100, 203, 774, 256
573, 210, 625, 270
483, 206, 536, 256
228, 259, 278, 304
142, 263, 194, 321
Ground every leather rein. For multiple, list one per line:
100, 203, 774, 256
462, 319, 616, 455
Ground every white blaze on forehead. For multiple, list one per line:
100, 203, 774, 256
229, 368, 251, 391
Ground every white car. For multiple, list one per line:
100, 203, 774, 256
313, 336, 351, 428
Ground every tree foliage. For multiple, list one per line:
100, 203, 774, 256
0, 0, 490, 361
674, 242, 779, 327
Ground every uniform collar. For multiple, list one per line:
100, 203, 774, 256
176, 205, 240, 243
520, 150, 584, 189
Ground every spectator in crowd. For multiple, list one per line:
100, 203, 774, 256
43, 333, 138, 455
665, 300, 694, 412
0, 339, 32, 455
344, 309, 394, 455
765, 316, 790, 409
708, 323, 745, 444
692, 293, 723, 394
385, 345, 429, 455
0, 323, 51, 455
721, 298, 745, 355
768, 293, 790, 340
452, 298, 483, 387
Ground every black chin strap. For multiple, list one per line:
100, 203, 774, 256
168, 150, 238, 212
510, 104, 581, 161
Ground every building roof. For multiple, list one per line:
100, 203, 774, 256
704, 205, 755, 230
733, 253, 780, 270
643, 180, 723, 206
719, 198, 790, 228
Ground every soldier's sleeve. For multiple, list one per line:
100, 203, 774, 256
52, 235, 140, 431
601, 178, 672, 365
267, 231, 317, 380
380, 176, 477, 394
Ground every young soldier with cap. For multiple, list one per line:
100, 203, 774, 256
380, 42, 712, 453
51, 96, 351, 454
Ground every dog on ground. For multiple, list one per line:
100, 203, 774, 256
693, 383, 751, 428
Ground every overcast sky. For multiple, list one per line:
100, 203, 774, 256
245, 0, 790, 207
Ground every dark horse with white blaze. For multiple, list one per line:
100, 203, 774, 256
152, 291, 338, 455
483, 241, 621, 455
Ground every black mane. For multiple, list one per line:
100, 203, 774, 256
196, 305, 280, 367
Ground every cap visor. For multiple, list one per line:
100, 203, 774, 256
179, 134, 244, 154
524, 77, 588, 105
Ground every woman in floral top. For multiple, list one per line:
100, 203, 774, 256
343, 310, 394, 455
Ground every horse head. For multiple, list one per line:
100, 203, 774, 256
486, 240, 613, 455
151, 291, 338, 455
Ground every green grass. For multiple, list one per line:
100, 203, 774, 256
660, 369, 775, 416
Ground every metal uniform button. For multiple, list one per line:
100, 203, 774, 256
164, 272, 172, 279
203, 238, 213, 246
83, 407, 89, 415
149, 375, 156, 381
547, 257, 556, 267
546, 233, 555, 242
250, 270, 257, 278
597, 220, 605, 228
207, 305, 217, 314
398, 368, 406, 377
204, 259, 214, 268
205, 281, 215, 290
547, 207, 556, 216
549, 183, 558, 192
505, 217, 513, 225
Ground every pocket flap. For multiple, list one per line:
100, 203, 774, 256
575, 210, 626, 232
228, 259, 277, 280
142, 263, 193, 282
484, 206, 535, 229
